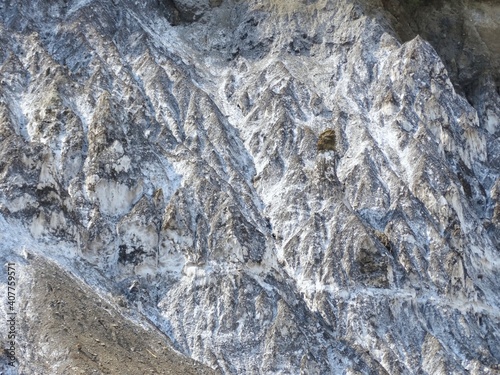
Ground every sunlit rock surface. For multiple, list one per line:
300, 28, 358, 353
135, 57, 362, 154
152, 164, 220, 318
0, 0, 499, 374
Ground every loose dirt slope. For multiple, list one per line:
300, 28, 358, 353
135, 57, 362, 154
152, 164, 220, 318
15, 256, 218, 375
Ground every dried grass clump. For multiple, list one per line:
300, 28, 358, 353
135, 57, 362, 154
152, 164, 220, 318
317, 129, 336, 152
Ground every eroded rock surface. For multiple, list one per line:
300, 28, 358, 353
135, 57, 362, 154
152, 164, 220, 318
379, 0, 500, 94
0, 0, 499, 374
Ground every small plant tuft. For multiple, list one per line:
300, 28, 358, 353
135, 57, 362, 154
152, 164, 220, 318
317, 129, 336, 152
375, 230, 391, 252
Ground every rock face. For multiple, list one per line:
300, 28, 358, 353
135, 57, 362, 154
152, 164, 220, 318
0, 0, 499, 374
170, 0, 222, 22
380, 0, 500, 92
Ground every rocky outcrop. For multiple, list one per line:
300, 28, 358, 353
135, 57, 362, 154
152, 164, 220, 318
164, 0, 223, 23
379, 0, 500, 95
0, 0, 499, 374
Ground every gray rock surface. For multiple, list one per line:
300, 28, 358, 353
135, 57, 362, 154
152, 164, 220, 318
170, 0, 222, 22
0, 0, 499, 374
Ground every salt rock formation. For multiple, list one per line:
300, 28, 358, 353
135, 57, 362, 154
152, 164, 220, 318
0, 0, 499, 374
